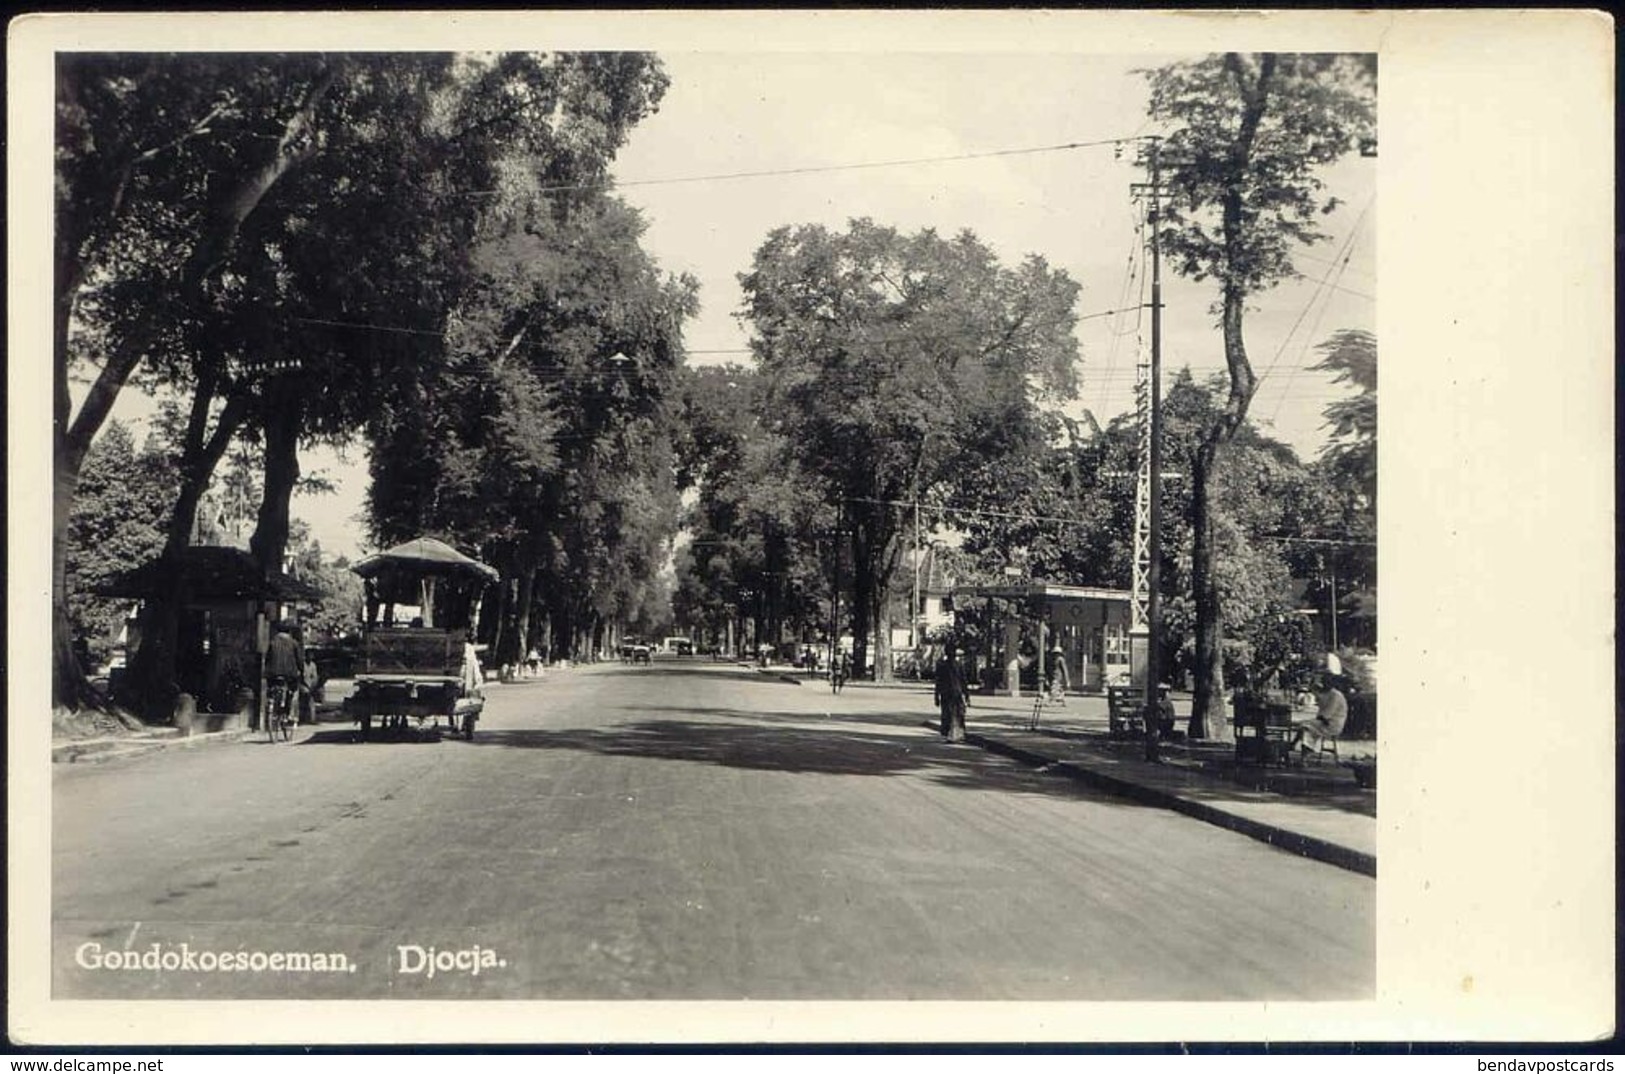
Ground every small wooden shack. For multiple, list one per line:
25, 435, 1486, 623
97, 546, 320, 715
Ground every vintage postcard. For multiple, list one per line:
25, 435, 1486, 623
8, 9, 1613, 1048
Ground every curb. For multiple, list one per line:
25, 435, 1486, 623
751, 667, 804, 686
956, 727, 1376, 878
53, 726, 263, 765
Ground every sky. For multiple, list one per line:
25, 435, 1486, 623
103, 51, 1376, 561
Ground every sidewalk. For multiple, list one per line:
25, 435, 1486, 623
809, 675, 1378, 878
51, 724, 262, 765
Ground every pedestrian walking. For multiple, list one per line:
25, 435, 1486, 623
935, 640, 969, 742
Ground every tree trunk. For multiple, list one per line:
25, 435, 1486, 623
489, 576, 510, 665
52, 329, 152, 712
52, 465, 94, 711
249, 392, 303, 576
873, 596, 892, 683
514, 563, 537, 660
849, 526, 871, 678
1187, 441, 1230, 740
1187, 274, 1258, 739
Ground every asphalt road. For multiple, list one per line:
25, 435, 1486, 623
53, 659, 1373, 1000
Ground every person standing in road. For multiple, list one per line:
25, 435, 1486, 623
935, 640, 969, 742
1045, 640, 1069, 705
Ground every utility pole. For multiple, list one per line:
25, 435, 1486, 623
1328, 561, 1339, 651
1131, 136, 1167, 763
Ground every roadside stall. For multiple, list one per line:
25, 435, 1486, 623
95, 546, 320, 728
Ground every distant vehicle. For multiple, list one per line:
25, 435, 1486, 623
620, 639, 653, 665
663, 636, 694, 656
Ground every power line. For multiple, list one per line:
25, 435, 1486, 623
443, 134, 1154, 200
1095, 203, 1145, 418
1255, 196, 1375, 393
293, 302, 1150, 359
842, 495, 1375, 547
1255, 534, 1376, 548
1268, 197, 1374, 424
1291, 274, 1373, 302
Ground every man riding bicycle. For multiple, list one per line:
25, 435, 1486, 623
266, 621, 306, 734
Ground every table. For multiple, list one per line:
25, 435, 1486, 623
1233, 694, 1297, 766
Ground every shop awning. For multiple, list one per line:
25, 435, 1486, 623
93, 546, 321, 602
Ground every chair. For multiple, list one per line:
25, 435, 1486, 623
1296, 712, 1346, 765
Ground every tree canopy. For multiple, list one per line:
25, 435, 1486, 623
736, 218, 1081, 676
54, 52, 677, 710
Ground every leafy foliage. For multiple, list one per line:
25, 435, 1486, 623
1145, 53, 1376, 301
738, 218, 1081, 675
366, 183, 696, 663
64, 423, 177, 667
1312, 328, 1377, 508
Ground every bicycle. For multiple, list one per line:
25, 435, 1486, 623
266, 676, 296, 743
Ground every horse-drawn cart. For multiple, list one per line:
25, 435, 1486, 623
343, 537, 498, 740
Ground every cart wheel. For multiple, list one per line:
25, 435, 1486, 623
359, 715, 372, 739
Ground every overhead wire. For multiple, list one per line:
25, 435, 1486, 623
1093, 203, 1145, 420
442, 134, 1157, 200
841, 494, 1376, 546
1253, 195, 1374, 393
1265, 197, 1374, 425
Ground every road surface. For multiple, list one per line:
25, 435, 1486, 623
53, 659, 1373, 1000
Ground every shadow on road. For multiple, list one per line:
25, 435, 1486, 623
465, 719, 1139, 805
520, 662, 776, 684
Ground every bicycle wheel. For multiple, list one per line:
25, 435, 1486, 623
268, 683, 292, 742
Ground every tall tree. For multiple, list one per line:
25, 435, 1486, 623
674, 366, 831, 655
367, 186, 696, 665
740, 219, 1079, 678
1142, 53, 1375, 737
63, 422, 178, 671
54, 54, 341, 708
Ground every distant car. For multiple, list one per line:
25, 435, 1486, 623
621, 642, 652, 665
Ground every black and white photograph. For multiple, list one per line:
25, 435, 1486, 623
9, 10, 1613, 1047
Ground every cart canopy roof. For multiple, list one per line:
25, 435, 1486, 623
353, 537, 499, 582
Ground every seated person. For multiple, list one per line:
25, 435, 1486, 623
1290, 674, 1348, 756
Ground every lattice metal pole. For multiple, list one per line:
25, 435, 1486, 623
1130, 361, 1153, 637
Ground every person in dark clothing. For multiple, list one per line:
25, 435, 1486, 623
934, 641, 969, 742
266, 622, 305, 682
265, 622, 306, 723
